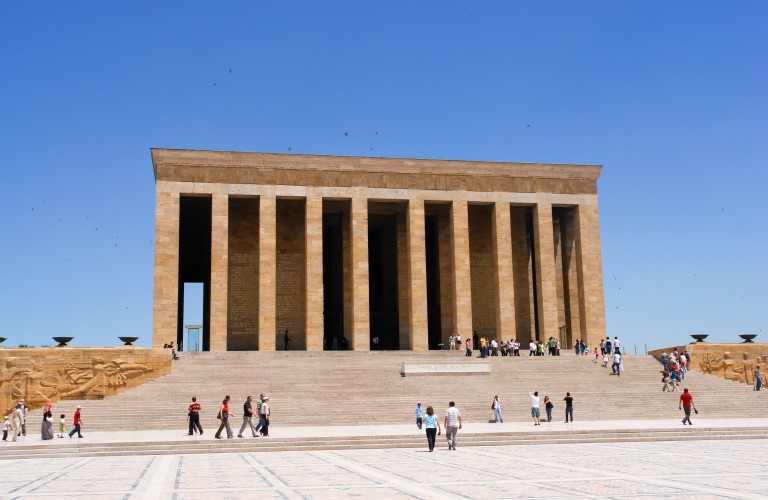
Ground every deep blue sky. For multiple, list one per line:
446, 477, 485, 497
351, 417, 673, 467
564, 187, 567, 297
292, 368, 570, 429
1, 1, 765, 351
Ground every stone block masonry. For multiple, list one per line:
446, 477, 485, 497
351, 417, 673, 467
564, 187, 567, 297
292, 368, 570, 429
152, 149, 607, 351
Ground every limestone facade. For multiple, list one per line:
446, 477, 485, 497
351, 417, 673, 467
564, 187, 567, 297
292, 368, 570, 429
152, 149, 607, 351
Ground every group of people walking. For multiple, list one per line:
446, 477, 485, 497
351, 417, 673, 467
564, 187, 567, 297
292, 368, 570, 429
186, 394, 271, 439
2, 400, 81, 442
415, 401, 462, 452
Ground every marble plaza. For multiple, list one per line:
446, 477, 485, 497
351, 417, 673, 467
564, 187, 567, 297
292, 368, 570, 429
1, 438, 766, 499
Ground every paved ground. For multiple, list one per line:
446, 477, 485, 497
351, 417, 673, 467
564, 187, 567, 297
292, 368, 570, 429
5, 417, 768, 446
0, 438, 766, 499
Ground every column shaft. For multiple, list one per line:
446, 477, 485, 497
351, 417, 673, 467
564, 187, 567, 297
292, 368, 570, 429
350, 197, 370, 350
575, 202, 607, 346
533, 202, 559, 340
305, 197, 324, 351
408, 200, 429, 350
152, 191, 180, 348
451, 200, 473, 338
209, 194, 229, 351
258, 195, 277, 351
493, 202, 515, 340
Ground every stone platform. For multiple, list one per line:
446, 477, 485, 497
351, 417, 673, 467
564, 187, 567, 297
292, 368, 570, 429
1, 419, 767, 499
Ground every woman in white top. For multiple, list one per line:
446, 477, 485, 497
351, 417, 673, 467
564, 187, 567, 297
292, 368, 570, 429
423, 406, 441, 452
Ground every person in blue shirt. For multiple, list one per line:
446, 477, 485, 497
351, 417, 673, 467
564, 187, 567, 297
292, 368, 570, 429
423, 406, 441, 452
415, 402, 423, 429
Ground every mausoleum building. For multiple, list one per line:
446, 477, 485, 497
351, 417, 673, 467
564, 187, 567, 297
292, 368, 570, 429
151, 149, 606, 351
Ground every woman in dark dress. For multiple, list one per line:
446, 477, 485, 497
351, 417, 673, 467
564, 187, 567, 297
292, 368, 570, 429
41, 404, 54, 440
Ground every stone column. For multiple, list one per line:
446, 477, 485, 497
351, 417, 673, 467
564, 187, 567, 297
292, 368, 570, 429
152, 191, 180, 348
451, 200, 473, 338
533, 202, 559, 341
407, 199, 429, 350
305, 197, 324, 351
575, 201, 607, 346
350, 197, 370, 350
258, 195, 277, 351
493, 202, 515, 340
209, 194, 229, 351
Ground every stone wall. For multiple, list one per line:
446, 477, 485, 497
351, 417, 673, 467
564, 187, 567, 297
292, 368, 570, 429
0, 348, 171, 416
228, 197, 260, 350
649, 343, 768, 386
469, 204, 497, 336
276, 199, 307, 350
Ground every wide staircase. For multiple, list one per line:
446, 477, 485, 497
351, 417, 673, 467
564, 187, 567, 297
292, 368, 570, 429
45, 350, 766, 431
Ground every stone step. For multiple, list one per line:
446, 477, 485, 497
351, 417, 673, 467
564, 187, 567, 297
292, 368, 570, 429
3, 426, 765, 460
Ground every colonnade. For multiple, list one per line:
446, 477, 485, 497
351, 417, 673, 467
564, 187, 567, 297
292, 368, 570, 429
152, 193, 606, 351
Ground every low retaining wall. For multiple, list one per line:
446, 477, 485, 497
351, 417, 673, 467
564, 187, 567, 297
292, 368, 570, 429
0, 347, 172, 416
649, 343, 767, 386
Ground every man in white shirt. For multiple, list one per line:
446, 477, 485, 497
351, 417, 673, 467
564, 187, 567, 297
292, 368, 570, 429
444, 401, 462, 450
260, 396, 271, 436
529, 392, 540, 425
614, 336, 621, 353
612, 352, 622, 377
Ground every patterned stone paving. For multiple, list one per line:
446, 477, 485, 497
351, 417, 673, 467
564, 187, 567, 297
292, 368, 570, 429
0, 439, 765, 499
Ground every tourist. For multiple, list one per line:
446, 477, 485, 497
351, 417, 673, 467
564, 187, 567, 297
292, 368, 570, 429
215, 396, 232, 439
614, 336, 621, 354
529, 341, 536, 356
237, 395, 258, 438
529, 391, 541, 425
260, 396, 271, 436
18, 399, 27, 436
556, 340, 561, 356
455, 334, 461, 350
594, 347, 599, 363
755, 366, 763, 391
11, 404, 22, 441
574, 339, 580, 355
254, 394, 265, 436
58, 414, 66, 438
491, 338, 498, 356
605, 337, 612, 355
188, 396, 203, 435
679, 355, 686, 380
415, 402, 423, 429
423, 405, 440, 452
68, 405, 83, 438
544, 396, 553, 422
480, 337, 487, 358
514, 340, 521, 356
548, 337, 557, 356
169, 342, 179, 360
602, 352, 609, 367
41, 404, 54, 440
612, 351, 622, 377
465, 339, 473, 357
661, 369, 672, 392
538, 341, 546, 357
600, 339, 606, 356
448, 335, 454, 351
563, 392, 574, 422
684, 350, 692, 370
283, 331, 291, 351
492, 395, 503, 423
444, 401, 462, 450
679, 388, 696, 425
2, 416, 9, 441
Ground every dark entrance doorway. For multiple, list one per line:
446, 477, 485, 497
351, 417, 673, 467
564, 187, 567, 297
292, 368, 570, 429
368, 213, 399, 350
425, 214, 442, 349
178, 196, 212, 351
322, 211, 345, 350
